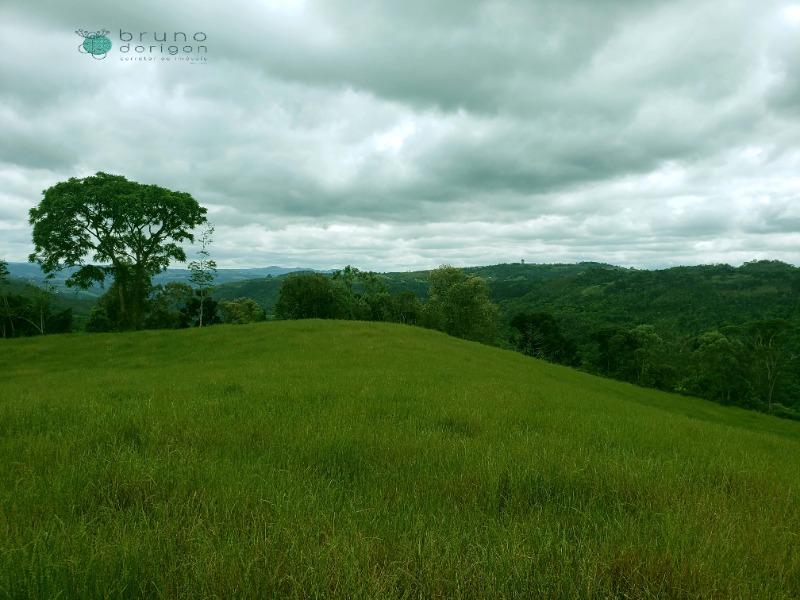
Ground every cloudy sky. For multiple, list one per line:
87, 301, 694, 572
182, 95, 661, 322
1, 0, 799, 270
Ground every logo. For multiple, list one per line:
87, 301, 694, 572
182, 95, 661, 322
74, 27, 209, 64
76, 29, 112, 59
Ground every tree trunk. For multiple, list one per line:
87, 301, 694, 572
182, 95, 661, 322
1, 295, 13, 337
117, 280, 128, 327
115, 264, 149, 330
131, 267, 148, 330
767, 365, 777, 413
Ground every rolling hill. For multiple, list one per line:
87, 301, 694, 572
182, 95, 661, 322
1, 321, 798, 597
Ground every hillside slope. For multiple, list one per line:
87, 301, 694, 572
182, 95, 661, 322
1, 321, 799, 598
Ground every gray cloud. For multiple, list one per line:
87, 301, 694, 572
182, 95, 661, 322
0, 0, 798, 271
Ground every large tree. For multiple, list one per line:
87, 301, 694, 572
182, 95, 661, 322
28, 172, 207, 329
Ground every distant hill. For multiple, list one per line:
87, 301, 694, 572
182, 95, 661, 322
4, 278, 97, 325
1, 320, 799, 596
211, 273, 292, 309
4, 263, 329, 322
6, 262, 328, 294
153, 266, 331, 285
482, 260, 800, 340
211, 262, 628, 314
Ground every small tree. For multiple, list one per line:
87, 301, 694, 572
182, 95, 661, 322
187, 224, 217, 327
390, 290, 422, 325
741, 320, 792, 413
358, 271, 393, 321
179, 295, 220, 328
0, 275, 64, 337
31, 277, 57, 335
331, 266, 393, 321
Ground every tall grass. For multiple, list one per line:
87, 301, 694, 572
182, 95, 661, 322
1, 320, 798, 598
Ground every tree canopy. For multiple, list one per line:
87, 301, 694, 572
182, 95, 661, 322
275, 273, 340, 320
29, 172, 207, 329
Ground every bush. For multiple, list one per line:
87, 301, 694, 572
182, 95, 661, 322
219, 298, 266, 324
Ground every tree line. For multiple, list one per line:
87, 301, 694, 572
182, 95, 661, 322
0, 262, 73, 337
507, 312, 798, 418
274, 265, 498, 343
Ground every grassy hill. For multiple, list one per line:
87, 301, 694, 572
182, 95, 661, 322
209, 262, 800, 415
1, 321, 799, 597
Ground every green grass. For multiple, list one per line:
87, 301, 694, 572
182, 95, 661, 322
1, 320, 799, 598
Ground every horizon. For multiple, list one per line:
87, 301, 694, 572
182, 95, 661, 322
5, 256, 799, 277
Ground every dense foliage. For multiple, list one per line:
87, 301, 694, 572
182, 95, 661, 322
218, 297, 266, 324
487, 261, 800, 417
0, 262, 73, 338
424, 266, 498, 342
275, 268, 426, 324
273, 265, 495, 341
